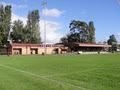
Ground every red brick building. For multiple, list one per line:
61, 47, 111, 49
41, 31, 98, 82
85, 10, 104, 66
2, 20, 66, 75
0, 43, 111, 55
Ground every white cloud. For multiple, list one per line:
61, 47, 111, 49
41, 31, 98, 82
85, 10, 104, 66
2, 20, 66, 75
116, 33, 120, 42
0, 2, 27, 8
11, 13, 64, 43
42, 9, 65, 17
11, 13, 27, 25
116, 33, 120, 37
40, 20, 64, 43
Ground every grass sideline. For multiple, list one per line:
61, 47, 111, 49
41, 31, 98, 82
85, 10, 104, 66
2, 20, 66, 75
0, 53, 120, 90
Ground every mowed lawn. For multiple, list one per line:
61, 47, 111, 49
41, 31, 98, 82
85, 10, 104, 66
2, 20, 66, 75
0, 53, 120, 90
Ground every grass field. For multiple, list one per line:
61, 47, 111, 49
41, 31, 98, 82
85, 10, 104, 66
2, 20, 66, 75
0, 53, 120, 90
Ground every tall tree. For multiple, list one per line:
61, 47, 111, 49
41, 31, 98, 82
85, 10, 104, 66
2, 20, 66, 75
107, 34, 117, 51
69, 20, 89, 43
0, 4, 11, 45
0, 4, 4, 45
88, 21, 95, 43
26, 10, 41, 43
10, 20, 26, 43
107, 34, 117, 45
61, 20, 96, 43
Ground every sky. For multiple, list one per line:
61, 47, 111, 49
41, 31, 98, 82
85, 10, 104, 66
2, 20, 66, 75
0, 0, 120, 43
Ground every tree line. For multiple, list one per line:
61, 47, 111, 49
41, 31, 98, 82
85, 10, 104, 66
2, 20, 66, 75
0, 4, 41, 46
0, 4, 11, 45
61, 20, 96, 43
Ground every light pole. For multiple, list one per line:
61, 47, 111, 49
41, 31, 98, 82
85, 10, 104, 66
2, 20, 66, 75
7, 23, 13, 44
42, 1, 47, 55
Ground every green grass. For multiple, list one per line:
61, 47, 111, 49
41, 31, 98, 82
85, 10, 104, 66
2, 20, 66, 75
0, 53, 120, 90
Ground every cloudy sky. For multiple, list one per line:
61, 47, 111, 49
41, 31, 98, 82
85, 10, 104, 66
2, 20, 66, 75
0, 0, 120, 43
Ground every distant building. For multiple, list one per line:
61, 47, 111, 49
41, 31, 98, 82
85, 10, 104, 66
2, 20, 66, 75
57, 42, 111, 54
0, 42, 111, 55
0, 43, 63, 55
10, 43, 64, 55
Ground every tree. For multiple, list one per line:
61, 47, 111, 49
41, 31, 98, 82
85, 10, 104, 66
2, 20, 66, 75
108, 35, 117, 45
0, 4, 11, 45
10, 9, 41, 44
107, 34, 117, 51
67, 33, 80, 42
88, 21, 95, 43
0, 4, 4, 45
60, 36, 68, 43
69, 20, 89, 43
61, 20, 96, 43
26, 10, 41, 43
10, 20, 26, 43
0, 4, 41, 44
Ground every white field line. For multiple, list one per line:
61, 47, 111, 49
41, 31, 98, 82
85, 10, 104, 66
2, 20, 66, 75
0, 64, 89, 90
99, 68, 120, 71
45, 68, 99, 77
46, 68, 120, 77
45, 68, 120, 78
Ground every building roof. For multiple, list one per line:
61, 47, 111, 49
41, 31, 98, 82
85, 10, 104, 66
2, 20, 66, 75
11, 43, 40, 47
56, 42, 111, 47
10, 43, 111, 48
76, 43, 111, 47
10, 43, 63, 47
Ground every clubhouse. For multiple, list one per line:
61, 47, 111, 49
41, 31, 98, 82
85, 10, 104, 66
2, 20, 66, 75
0, 42, 111, 55
57, 42, 111, 53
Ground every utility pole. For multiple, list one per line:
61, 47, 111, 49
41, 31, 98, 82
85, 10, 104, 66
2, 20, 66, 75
42, 1, 47, 55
